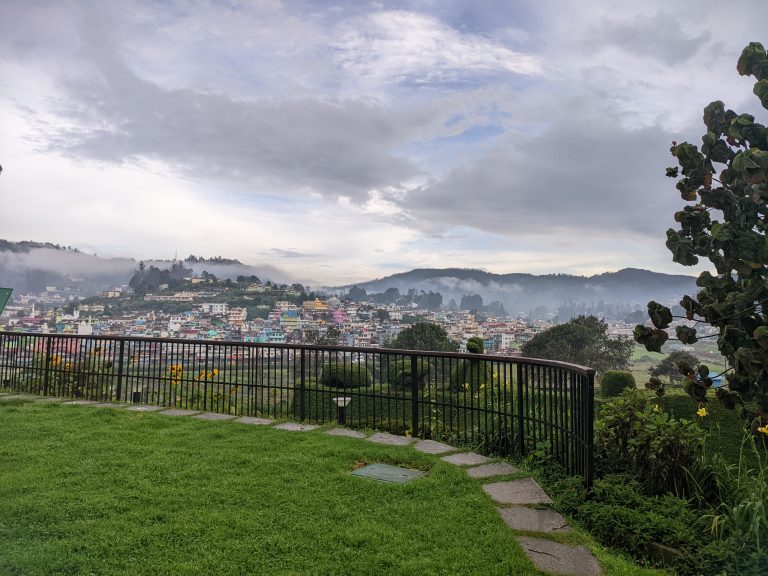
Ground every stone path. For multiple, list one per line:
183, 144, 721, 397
0, 392, 602, 576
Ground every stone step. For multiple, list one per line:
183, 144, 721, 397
440, 452, 491, 466
497, 506, 571, 533
517, 537, 601, 576
483, 478, 553, 505
466, 462, 519, 478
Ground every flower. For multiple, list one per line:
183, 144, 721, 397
653, 404, 661, 413
212, 368, 219, 377
757, 424, 768, 436
696, 406, 708, 418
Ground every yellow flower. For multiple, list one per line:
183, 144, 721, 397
212, 368, 219, 376
757, 424, 768, 436
653, 404, 661, 413
696, 406, 708, 418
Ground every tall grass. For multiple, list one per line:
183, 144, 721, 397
688, 435, 768, 572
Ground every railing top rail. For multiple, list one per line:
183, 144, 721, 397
0, 330, 595, 376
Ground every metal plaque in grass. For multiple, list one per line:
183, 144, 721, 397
351, 463, 425, 484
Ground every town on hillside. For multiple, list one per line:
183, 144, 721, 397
0, 264, 702, 354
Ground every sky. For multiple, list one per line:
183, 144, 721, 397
1, 0, 767, 286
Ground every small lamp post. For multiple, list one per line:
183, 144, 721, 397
332, 396, 352, 425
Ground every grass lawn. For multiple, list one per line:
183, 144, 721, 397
0, 400, 664, 576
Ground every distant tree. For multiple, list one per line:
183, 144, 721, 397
522, 315, 632, 375
650, 350, 701, 386
390, 322, 458, 352
460, 294, 484, 311
383, 287, 400, 304
347, 285, 367, 302
376, 309, 390, 321
624, 310, 647, 324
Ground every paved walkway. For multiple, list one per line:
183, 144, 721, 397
0, 393, 601, 576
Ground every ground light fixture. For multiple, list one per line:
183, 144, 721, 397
332, 396, 352, 425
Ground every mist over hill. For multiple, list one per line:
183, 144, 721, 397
335, 267, 697, 318
0, 240, 290, 295
0, 240, 698, 318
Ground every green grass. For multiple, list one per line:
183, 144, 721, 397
0, 401, 533, 576
0, 400, 666, 576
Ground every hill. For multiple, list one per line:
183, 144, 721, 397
336, 267, 697, 318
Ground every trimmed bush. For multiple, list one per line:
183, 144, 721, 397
319, 362, 372, 389
466, 337, 484, 354
385, 358, 431, 390
601, 370, 635, 397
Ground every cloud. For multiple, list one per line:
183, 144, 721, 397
587, 13, 711, 65
403, 97, 682, 239
332, 10, 541, 86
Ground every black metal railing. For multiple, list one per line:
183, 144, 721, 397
0, 331, 595, 486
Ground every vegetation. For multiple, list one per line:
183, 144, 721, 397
522, 315, 632, 375
319, 362, 372, 389
385, 358, 431, 390
634, 43, 768, 434
0, 401, 544, 576
600, 371, 636, 397
390, 322, 459, 352
649, 350, 700, 386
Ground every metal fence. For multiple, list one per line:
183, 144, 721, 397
0, 331, 595, 486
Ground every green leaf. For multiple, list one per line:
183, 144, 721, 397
737, 42, 768, 78
633, 325, 669, 353
648, 301, 673, 329
754, 79, 768, 110
676, 325, 698, 344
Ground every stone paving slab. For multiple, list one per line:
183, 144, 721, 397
517, 537, 601, 576
366, 432, 416, 446
193, 412, 237, 421
126, 405, 166, 412
62, 400, 98, 405
498, 506, 571, 533
235, 416, 274, 426
414, 440, 456, 454
33, 397, 66, 402
440, 452, 491, 466
466, 462, 520, 479
273, 422, 319, 432
88, 403, 129, 409
483, 478, 553, 505
0, 394, 37, 401
157, 409, 200, 417
325, 427, 367, 438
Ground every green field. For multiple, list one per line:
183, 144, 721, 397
0, 400, 666, 576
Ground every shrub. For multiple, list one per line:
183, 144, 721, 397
466, 336, 484, 354
319, 362, 372, 389
385, 358, 431, 390
601, 370, 635, 397
570, 475, 706, 574
594, 389, 704, 494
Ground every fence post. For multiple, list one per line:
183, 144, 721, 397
115, 340, 125, 402
410, 354, 419, 438
516, 363, 525, 456
204, 344, 209, 412
43, 336, 52, 396
585, 371, 595, 490
299, 349, 306, 421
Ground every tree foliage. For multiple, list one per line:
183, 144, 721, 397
634, 43, 768, 431
649, 350, 701, 386
521, 315, 632, 375
390, 322, 458, 352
